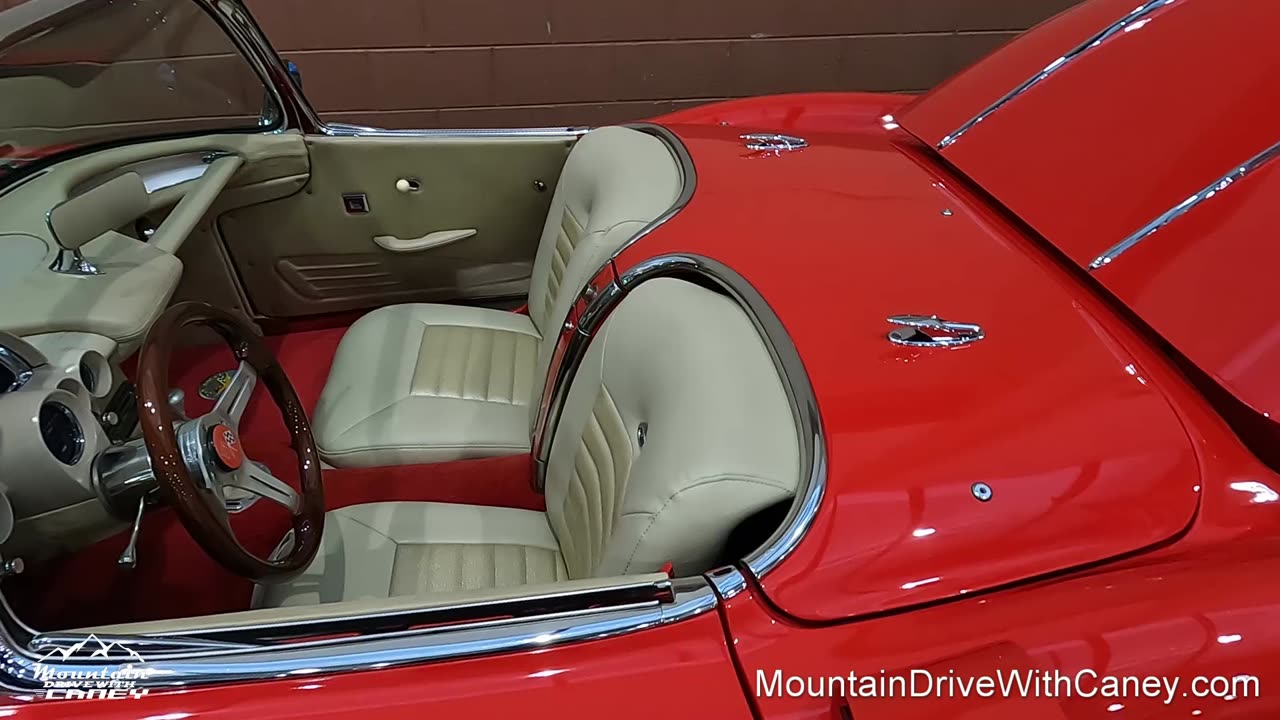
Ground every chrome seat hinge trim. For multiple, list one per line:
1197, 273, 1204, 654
887, 315, 985, 348
938, 0, 1178, 149
1089, 137, 1280, 270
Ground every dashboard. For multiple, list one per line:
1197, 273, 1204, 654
0, 333, 124, 547
0, 132, 311, 561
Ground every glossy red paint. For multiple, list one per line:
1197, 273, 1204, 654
654, 91, 912, 134
616, 115, 1205, 621
3, 612, 752, 720
1092, 155, 1280, 422
898, 0, 1153, 146
902, 0, 1280, 275
721, 551, 1280, 720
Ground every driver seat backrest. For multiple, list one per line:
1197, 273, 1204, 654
544, 278, 801, 578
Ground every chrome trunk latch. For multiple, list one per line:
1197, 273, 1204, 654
887, 315, 984, 348
740, 133, 807, 152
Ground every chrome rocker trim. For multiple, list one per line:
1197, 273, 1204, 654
0, 577, 712, 692
938, 0, 1178, 149
1089, 137, 1280, 269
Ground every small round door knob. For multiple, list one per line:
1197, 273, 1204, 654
396, 178, 412, 193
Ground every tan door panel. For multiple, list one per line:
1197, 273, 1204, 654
219, 135, 574, 318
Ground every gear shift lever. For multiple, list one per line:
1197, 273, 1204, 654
167, 388, 187, 420
117, 495, 146, 569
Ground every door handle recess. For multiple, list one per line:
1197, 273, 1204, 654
373, 229, 477, 253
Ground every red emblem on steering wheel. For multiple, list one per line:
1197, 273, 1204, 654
210, 424, 244, 470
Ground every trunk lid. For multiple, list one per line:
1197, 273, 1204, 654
899, 0, 1280, 424
633, 120, 1200, 621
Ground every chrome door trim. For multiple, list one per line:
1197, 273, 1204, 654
0, 576, 715, 692
937, 0, 1178, 149
1089, 137, 1280, 270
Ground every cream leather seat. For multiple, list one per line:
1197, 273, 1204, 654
312, 127, 682, 468
258, 279, 799, 606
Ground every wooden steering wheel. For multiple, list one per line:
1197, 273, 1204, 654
135, 302, 324, 582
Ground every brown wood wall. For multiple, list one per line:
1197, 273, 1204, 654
246, 0, 1084, 129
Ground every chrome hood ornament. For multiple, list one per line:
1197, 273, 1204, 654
887, 315, 984, 348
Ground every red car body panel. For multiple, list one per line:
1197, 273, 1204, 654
897, 0, 1158, 146
899, 0, 1280, 424
723, 553, 1280, 720
3, 613, 752, 719
618, 117, 1201, 621
1097, 157, 1280, 420
903, 0, 1280, 271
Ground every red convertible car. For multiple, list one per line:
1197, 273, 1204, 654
0, 0, 1276, 717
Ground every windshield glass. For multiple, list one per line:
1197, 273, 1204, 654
0, 0, 278, 186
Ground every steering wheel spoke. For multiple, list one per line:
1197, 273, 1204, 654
226, 461, 300, 513
213, 361, 257, 426
136, 302, 324, 582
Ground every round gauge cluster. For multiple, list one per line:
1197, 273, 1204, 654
39, 401, 85, 466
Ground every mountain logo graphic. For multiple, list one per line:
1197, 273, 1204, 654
36, 635, 146, 663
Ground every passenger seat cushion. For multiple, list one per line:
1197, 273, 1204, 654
313, 304, 541, 467
255, 502, 567, 608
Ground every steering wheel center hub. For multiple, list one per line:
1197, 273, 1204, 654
209, 423, 244, 470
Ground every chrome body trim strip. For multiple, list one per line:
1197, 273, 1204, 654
0, 577, 713, 691
1089, 137, 1280, 270
324, 125, 590, 139
137, 577, 673, 642
937, 0, 1177, 149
